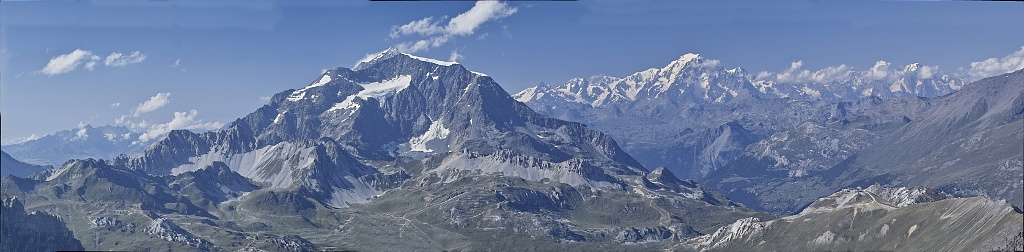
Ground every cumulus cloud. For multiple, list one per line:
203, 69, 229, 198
110, 93, 223, 142
1, 134, 41, 145
75, 127, 89, 140
865, 61, 892, 81
391, 1, 517, 53
138, 110, 224, 142
110, 102, 121, 108
39, 49, 101, 75
965, 46, 1024, 80
759, 61, 855, 84
105, 51, 147, 67
916, 64, 937, 79
448, 1, 517, 36
390, 17, 445, 38
84, 61, 99, 71
117, 93, 171, 126
449, 50, 465, 62
131, 92, 172, 117
39, 49, 147, 75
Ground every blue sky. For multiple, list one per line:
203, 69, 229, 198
2, 0, 1023, 143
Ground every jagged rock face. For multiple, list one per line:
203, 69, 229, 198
691, 186, 1023, 252
2, 125, 148, 166
145, 218, 212, 250
1, 197, 85, 252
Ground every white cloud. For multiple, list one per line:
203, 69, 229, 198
131, 93, 171, 117
758, 60, 931, 84
397, 36, 450, 54
769, 61, 811, 83
390, 17, 445, 38
866, 60, 892, 81
259, 96, 272, 103
447, 1, 517, 36
39, 49, 101, 75
39, 49, 148, 75
138, 110, 223, 142
449, 50, 465, 62
965, 46, 1024, 80
110, 102, 121, 108
171, 58, 181, 67
105, 51, 147, 67
75, 127, 89, 140
916, 65, 937, 79
84, 61, 99, 71
390, 1, 518, 53
1, 134, 41, 145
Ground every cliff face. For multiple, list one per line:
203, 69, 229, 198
1, 196, 85, 252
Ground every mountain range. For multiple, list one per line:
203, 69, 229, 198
705, 69, 1023, 214
5, 48, 769, 251
2, 124, 148, 167
1, 48, 1020, 251
515, 54, 966, 182
515, 54, 1021, 214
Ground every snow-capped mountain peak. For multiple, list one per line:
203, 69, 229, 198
355, 46, 461, 70
675, 53, 701, 65
115, 47, 651, 207
517, 52, 967, 110
354, 46, 402, 69
516, 53, 754, 107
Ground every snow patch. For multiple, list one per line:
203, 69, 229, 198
326, 75, 413, 112
273, 111, 286, 124
287, 74, 333, 101
356, 75, 413, 102
404, 53, 457, 66
408, 120, 450, 153
328, 95, 360, 113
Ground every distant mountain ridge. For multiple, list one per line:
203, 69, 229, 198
514, 54, 966, 182
1, 150, 52, 178
699, 70, 1024, 215
2, 124, 148, 167
516, 54, 964, 109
